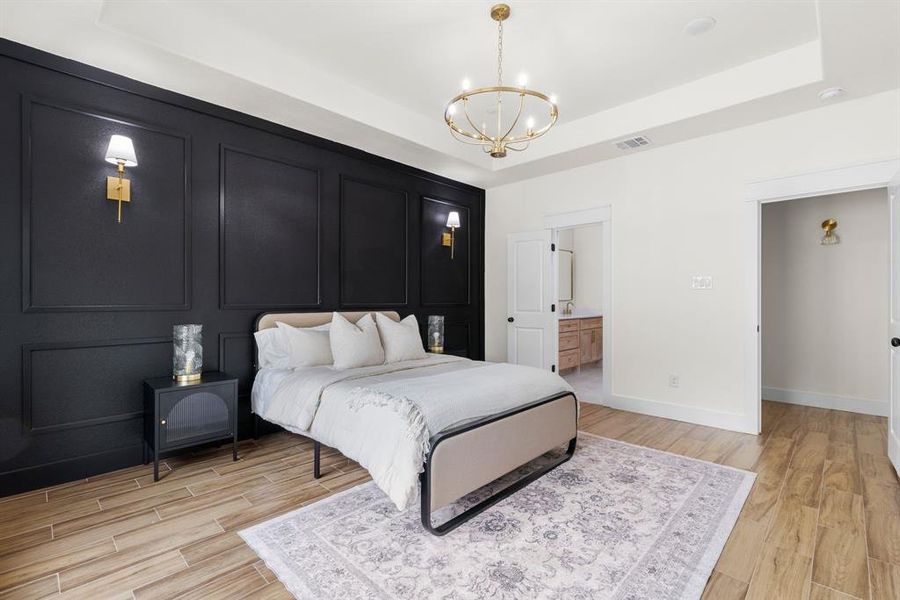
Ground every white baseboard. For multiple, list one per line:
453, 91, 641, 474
762, 387, 889, 417
604, 394, 757, 435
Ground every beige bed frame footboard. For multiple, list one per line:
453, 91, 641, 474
421, 392, 577, 534
252, 311, 579, 536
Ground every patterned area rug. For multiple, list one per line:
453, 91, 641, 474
240, 433, 755, 599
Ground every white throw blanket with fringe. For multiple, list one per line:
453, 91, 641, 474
260, 356, 574, 510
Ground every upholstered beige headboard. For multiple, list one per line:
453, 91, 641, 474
254, 311, 400, 332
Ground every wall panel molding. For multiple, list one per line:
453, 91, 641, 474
21, 95, 192, 312
339, 175, 409, 307
22, 336, 170, 434
219, 144, 322, 310
420, 196, 471, 307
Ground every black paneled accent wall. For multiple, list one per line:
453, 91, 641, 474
0, 40, 485, 496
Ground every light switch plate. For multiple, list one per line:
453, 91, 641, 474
691, 275, 713, 290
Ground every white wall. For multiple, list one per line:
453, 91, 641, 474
485, 89, 900, 432
762, 189, 889, 415
573, 225, 604, 311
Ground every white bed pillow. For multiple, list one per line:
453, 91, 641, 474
330, 312, 385, 369
276, 321, 333, 367
375, 313, 426, 363
254, 328, 291, 369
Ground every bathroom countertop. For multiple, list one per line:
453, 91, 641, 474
558, 309, 603, 320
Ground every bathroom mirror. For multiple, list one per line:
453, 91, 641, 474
558, 250, 573, 301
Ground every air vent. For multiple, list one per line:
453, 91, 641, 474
614, 136, 652, 151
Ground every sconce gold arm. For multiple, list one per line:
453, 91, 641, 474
106, 160, 131, 223
441, 226, 458, 259
116, 160, 124, 223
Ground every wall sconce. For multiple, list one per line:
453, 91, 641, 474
820, 218, 840, 245
442, 211, 461, 259
104, 135, 138, 223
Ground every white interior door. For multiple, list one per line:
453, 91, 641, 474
889, 182, 900, 474
507, 230, 555, 370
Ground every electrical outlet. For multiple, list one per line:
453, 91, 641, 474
668, 374, 680, 388
691, 275, 713, 290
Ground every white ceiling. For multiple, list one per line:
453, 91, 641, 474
2, 1, 898, 188
101, 0, 820, 121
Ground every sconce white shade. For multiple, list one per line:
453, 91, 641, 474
105, 135, 138, 167
446, 211, 461, 228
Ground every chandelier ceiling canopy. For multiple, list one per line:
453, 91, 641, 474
444, 3, 558, 158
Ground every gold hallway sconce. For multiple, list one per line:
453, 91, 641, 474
104, 135, 138, 223
442, 211, 461, 259
820, 218, 840, 245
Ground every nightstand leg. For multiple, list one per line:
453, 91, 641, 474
233, 434, 238, 462
154, 449, 159, 482
314, 441, 321, 479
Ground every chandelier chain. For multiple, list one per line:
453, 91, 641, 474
497, 17, 503, 88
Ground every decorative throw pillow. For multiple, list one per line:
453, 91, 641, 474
375, 313, 426, 363
276, 321, 333, 367
254, 328, 291, 369
329, 312, 385, 369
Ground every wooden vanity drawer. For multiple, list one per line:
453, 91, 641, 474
559, 349, 580, 371
559, 319, 579, 333
580, 317, 603, 330
559, 331, 580, 351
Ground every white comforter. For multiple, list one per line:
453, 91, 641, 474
252, 355, 574, 510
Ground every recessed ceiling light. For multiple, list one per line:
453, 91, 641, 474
818, 87, 845, 102
684, 16, 717, 36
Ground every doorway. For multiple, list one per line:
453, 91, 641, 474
745, 159, 900, 472
556, 223, 605, 403
761, 190, 889, 416
505, 206, 612, 405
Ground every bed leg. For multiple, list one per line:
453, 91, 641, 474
313, 441, 321, 479
252, 414, 260, 440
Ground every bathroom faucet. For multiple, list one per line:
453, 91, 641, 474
564, 301, 575, 315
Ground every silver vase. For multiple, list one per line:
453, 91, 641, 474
427, 315, 445, 353
173, 324, 203, 382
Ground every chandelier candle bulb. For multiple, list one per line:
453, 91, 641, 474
443, 3, 558, 158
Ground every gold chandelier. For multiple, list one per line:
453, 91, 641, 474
444, 3, 558, 158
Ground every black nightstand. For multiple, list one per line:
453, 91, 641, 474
143, 371, 239, 481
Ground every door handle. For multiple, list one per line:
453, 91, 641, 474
892, 337, 900, 348
507, 317, 514, 323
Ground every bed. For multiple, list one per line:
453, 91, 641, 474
251, 310, 578, 535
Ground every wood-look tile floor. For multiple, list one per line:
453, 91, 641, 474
1, 401, 898, 599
